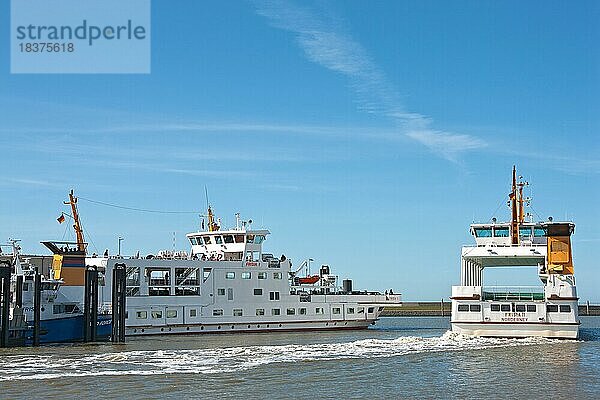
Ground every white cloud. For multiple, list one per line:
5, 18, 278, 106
406, 130, 488, 162
254, 0, 486, 162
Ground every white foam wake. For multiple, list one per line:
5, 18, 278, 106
0, 332, 562, 381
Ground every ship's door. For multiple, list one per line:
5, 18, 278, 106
227, 288, 234, 301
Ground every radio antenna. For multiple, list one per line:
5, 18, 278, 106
204, 186, 209, 210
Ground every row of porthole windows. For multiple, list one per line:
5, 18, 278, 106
133, 322, 328, 334
547, 305, 572, 313
135, 305, 380, 320
135, 309, 179, 319
226, 271, 283, 280
491, 304, 536, 312
457, 304, 572, 313
216, 288, 281, 300
210, 306, 374, 317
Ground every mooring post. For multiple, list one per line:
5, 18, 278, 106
441, 298, 444, 317
83, 268, 90, 342
33, 273, 41, 346
91, 268, 98, 342
0, 262, 11, 348
83, 267, 99, 342
112, 263, 126, 343
587, 300, 590, 316
15, 275, 23, 309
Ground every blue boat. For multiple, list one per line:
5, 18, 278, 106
5, 239, 112, 345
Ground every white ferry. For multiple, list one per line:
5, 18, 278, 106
90, 206, 401, 335
451, 167, 579, 339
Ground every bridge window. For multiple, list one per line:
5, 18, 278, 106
136, 311, 147, 319
273, 272, 282, 279
271, 308, 280, 316
247, 235, 255, 244
491, 304, 500, 311
254, 235, 265, 244
217, 288, 225, 296
241, 272, 251, 279
225, 272, 235, 279
547, 305, 558, 312
534, 228, 547, 237
203, 236, 212, 244
235, 234, 245, 243
315, 307, 324, 315
559, 305, 571, 313
287, 308, 295, 315
357, 307, 364, 314
213, 309, 223, 316
299, 308, 307, 315
527, 305, 536, 312
224, 235, 234, 244
332, 307, 341, 315
189, 309, 197, 317
500, 304, 510, 312
474, 228, 492, 237
166, 310, 177, 318
190, 237, 198, 245
469, 304, 481, 312
258, 272, 267, 279
494, 227, 510, 237
519, 227, 532, 237
215, 236, 223, 244
368, 307, 375, 313
347, 307, 355, 314
254, 288, 263, 296
233, 309, 243, 317
457, 305, 469, 312
246, 251, 261, 262
151, 311, 162, 319
256, 308, 265, 316
515, 305, 526, 312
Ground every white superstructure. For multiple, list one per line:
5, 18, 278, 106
94, 207, 401, 336
451, 167, 579, 339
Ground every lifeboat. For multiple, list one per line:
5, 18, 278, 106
297, 275, 320, 284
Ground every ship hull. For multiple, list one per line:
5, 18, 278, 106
23, 315, 112, 344
451, 321, 579, 339
128, 318, 376, 336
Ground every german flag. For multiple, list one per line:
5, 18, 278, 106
57, 213, 65, 224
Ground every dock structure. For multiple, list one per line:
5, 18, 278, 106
0, 262, 10, 348
111, 263, 127, 343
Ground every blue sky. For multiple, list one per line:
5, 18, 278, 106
1, 1, 599, 301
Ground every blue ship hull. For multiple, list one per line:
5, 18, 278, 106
25, 315, 112, 344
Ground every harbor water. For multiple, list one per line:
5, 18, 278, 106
1, 317, 599, 399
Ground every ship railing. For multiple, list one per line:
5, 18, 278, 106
175, 267, 200, 285
149, 278, 170, 286
463, 243, 547, 248
482, 286, 545, 301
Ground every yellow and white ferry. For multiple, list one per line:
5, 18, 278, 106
451, 167, 580, 339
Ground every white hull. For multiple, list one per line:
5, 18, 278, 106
451, 322, 579, 339
128, 318, 375, 336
